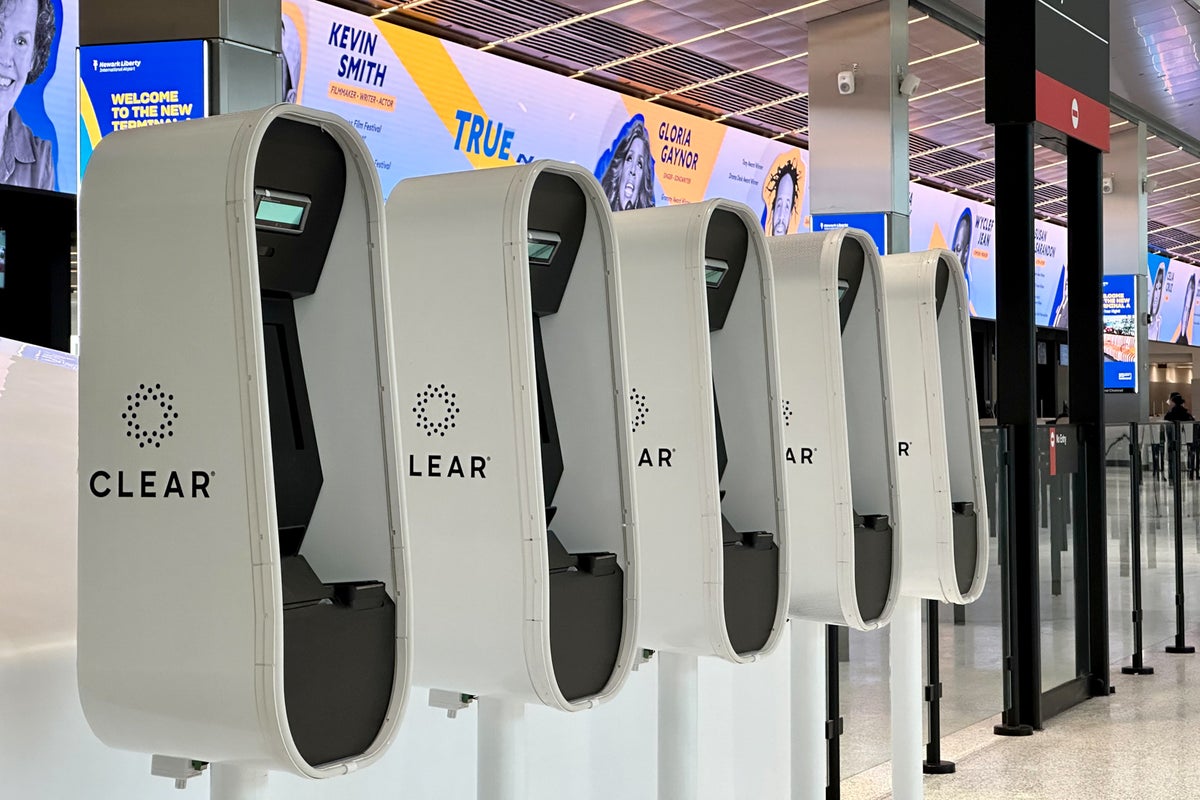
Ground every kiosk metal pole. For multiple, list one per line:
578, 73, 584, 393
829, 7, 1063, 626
210, 764, 268, 800
658, 652, 699, 800
792, 620, 827, 800
923, 599, 955, 773
825, 625, 843, 800
889, 596, 923, 800
477, 697, 526, 800
1167, 421, 1195, 655
1123, 423, 1154, 674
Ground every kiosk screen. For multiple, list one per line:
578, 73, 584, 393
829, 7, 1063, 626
254, 189, 310, 234
528, 230, 561, 265
705, 258, 728, 288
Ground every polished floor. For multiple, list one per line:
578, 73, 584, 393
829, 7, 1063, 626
842, 624, 1200, 800
837, 436, 1200, 796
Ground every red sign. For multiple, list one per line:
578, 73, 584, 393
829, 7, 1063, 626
1035, 71, 1110, 152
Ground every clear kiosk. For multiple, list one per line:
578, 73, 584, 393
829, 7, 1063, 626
614, 199, 789, 798
768, 229, 903, 800
77, 106, 412, 795
387, 160, 639, 800
880, 248, 988, 800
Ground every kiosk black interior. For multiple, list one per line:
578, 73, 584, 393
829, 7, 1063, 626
836, 239, 893, 623
528, 171, 625, 702
704, 210, 780, 655
253, 119, 395, 766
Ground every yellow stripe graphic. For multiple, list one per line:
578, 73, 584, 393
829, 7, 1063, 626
375, 22, 509, 170
79, 80, 103, 147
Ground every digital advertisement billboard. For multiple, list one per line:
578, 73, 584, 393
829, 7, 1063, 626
0, 0, 77, 194
908, 183, 1069, 324
280, 0, 1101, 326
1102, 275, 1137, 392
1147, 252, 1200, 345
282, 0, 812, 231
77, 39, 209, 182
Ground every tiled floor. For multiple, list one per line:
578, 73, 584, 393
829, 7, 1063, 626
842, 625, 1200, 800
837, 436, 1200, 797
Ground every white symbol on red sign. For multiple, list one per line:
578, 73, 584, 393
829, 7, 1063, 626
1071, 98, 1080, 130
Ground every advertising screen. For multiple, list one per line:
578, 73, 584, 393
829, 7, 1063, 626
282, 0, 811, 232
1147, 252, 1200, 346
282, 0, 1095, 322
1102, 275, 1137, 392
77, 39, 209, 182
0, 0, 77, 194
908, 183, 1069, 324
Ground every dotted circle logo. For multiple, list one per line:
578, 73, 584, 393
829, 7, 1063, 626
783, 400, 793, 428
630, 389, 650, 433
414, 383, 460, 437
123, 383, 177, 448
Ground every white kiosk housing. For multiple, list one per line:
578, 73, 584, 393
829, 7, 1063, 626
77, 106, 412, 784
769, 229, 903, 800
616, 199, 789, 800
880, 248, 989, 603
769, 229, 902, 629
881, 248, 988, 800
615, 199, 789, 661
387, 161, 639, 714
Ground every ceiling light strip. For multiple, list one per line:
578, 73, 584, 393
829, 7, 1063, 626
910, 76, 985, 102
1149, 191, 1200, 210
914, 132, 993, 158
569, 0, 835, 78
716, 91, 808, 121
648, 51, 809, 102
372, 0, 435, 18
1151, 162, 1198, 178
924, 156, 994, 179
909, 41, 980, 66
480, 0, 646, 51
911, 108, 984, 131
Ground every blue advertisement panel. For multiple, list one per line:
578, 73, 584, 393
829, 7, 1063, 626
77, 39, 208, 182
812, 212, 888, 255
1103, 275, 1137, 392
0, 0, 77, 193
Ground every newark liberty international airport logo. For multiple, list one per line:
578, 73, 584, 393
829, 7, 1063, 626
408, 383, 488, 479
123, 382, 178, 449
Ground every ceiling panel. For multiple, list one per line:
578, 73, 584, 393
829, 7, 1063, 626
345, 0, 1200, 261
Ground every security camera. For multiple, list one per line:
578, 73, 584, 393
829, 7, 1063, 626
898, 73, 921, 98
1144, 177, 1159, 194
1101, 176, 1114, 195
838, 70, 856, 96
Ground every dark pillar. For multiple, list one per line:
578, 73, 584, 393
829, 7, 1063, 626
1067, 138, 1111, 695
994, 121, 1042, 730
